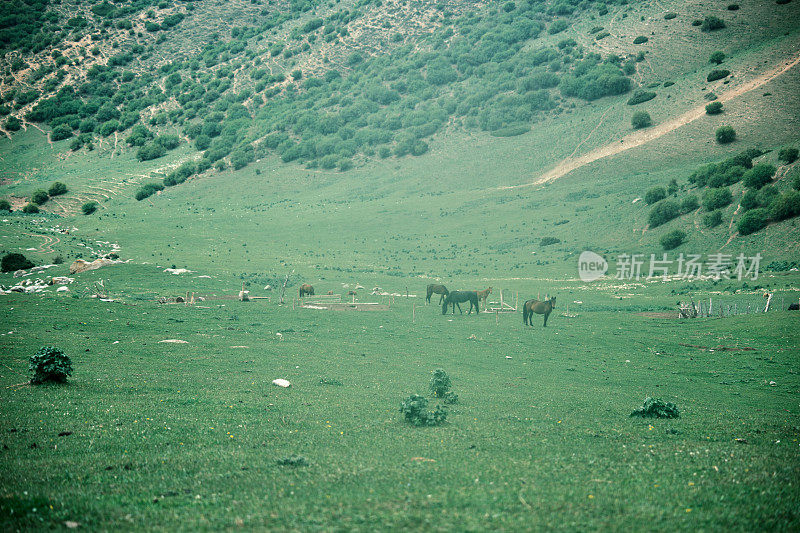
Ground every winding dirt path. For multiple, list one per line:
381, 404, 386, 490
22, 232, 59, 254
499, 51, 800, 190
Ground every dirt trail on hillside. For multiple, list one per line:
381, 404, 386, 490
23, 232, 59, 254
499, 52, 800, 191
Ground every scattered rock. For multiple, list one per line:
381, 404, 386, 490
272, 379, 291, 388
159, 339, 188, 344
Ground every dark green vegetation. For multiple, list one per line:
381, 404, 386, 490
631, 110, 652, 129
659, 229, 686, 250
1, 252, 34, 272
28, 346, 73, 384
716, 125, 737, 143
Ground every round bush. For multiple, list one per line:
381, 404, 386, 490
1, 252, 34, 272
707, 69, 730, 82
701, 16, 726, 32
644, 186, 667, 205
660, 229, 686, 250
633, 36, 649, 44
31, 189, 49, 205
29, 346, 73, 384
740, 190, 760, 211
769, 191, 800, 221
22, 203, 40, 214
702, 187, 732, 211
709, 51, 726, 64
681, 195, 699, 213
778, 146, 798, 164
82, 201, 98, 215
737, 208, 770, 235
0, 199, 11, 211
705, 101, 724, 115
703, 210, 723, 227
742, 163, 776, 189
664, 12, 678, 20
48, 182, 68, 196
648, 199, 681, 228
715, 125, 736, 144
627, 90, 657, 106
631, 111, 652, 129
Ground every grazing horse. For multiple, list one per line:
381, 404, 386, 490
523, 296, 556, 327
299, 284, 314, 298
442, 291, 480, 315
426, 284, 449, 304
476, 287, 492, 310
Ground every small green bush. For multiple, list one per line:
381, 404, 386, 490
29, 346, 73, 384
703, 187, 732, 211
400, 395, 447, 426
737, 208, 770, 235
31, 189, 49, 205
630, 397, 679, 418
430, 369, 452, 398
135, 182, 164, 201
705, 101, 724, 115
136, 143, 167, 161
742, 164, 776, 189
2, 252, 34, 272
48, 182, 68, 196
22, 203, 40, 214
631, 111, 652, 129
778, 147, 798, 164
644, 186, 667, 205
715, 125, 736, 144
0, 199, 11, 211
633, 36, 649, 44
664, 13, 677, 20
769, 191, 800, 221
627, 90, 656, 106
703, 210, 723, 227
81, 201, 98, 215
660, 229, 686, 250
540, 236, 561, 246
740, 189, 760, 211
707, 69, 730, 82
701, 16, 726, 32
709, 51, 726, 64
276, 454, 308, 467
648, 199, 680, 228
681, 195, 699, 213
50, 124, 73, 142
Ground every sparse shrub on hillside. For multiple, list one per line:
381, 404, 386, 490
705, 102, 724, 115
430, 369, 458, 404
50, 124, 73, 142
48, 182, 67, 196
540, 237, 561, 246
707, 69, 730, 82
0, 199, 11, 211
667, 179, 679, 196
136, 143, 167, 161
630, 397, 679, 418
648, 199, 681, 228
627, 90, 656, 105
631, 111, 652, 129
82, 201, 98, 215
135, 182, 164, 201
645, 187, 667, 205
703, 187, 733, 211
633, 36, 649, 44
22, 203, 40, 214
701, 16, 726, 32
740, 189, 760, 211
681, 195, 699, 213
31, 189, 49, 205
742, 164, 776, 189
769, 191, 800, 221
715, 126, 736, 144
2, 252, 34, 272
548, 20, 568, 34
664, 12, 678, 20
728, 4, 740, 10
155, 135, 180, 150
490, 125, 530, 137
756, 186, 779, 208
29, 346, 73, 385
4, 117, 21, 131
703, 210, 723, 227
400, 395, 447, 427
737, 208, 770, 235
778, 147, 798, 164
660, 229, 686, 250
709, 51, 726, 64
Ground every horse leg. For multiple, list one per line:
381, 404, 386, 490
543, 311, 549, 327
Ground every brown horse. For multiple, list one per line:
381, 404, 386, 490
476, 287, 492, 310
299, 284, 314, 298
442, 291, 480, 315
523, 296, 556, 327
426, 284, 449, 304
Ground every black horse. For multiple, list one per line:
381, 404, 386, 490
426, 284, 449, 304
442, 291, 480, 315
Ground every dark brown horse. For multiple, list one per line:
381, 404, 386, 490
299, 284, 314, 298
442, 291, 479, 315
426, 284, 449, 304
523, 296, 556, 327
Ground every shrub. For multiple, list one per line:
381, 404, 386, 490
276, 455, 308, 467
29, 347, 73, 385
400, 395, 447, 427
633, 36, 649, 44
548, 20, 568, 34
664, 12, 678, 20
742, 164, 776, 189
2, 252, 34, 272
429, 369, 452, 397
667, 179, 679, 196
31, 189, 49, 205
740, 189, 760, 211
630, 397, 679, 418
0, 199, 10, 211
81, 201, 98, 215
644, 186, 667, 205
702, 187, 732, 211
709, 51, 726, 64
707, 69, 730, 82
737, 208, 770, 235
701, 16, 726, 32
22, 203, 40, 214
136, 143, 167, 161
660, 229, 686, 250
681, 195, 699, 213
627, 90, 656, 105
155, 135, 180, 150
135, 182, 164, 201
703, 210, 723, 227
715, 125, 736, 144
648, 199, 680, 228
631, 111, 652, 129
778, 147, 798, 164
5, 117, 21, 131
540, 236, 561, 246
48, 182, 68, 196
769, 191, 800, 221
50, 124, 73, 142
705, 101, 723, 115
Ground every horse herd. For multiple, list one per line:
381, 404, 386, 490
428, 284, 556, 327
299, 283, 556, 326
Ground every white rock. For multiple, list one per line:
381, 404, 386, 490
56, 286, 69, 293
272, 379, 291, 388
159, 339, 188, 344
